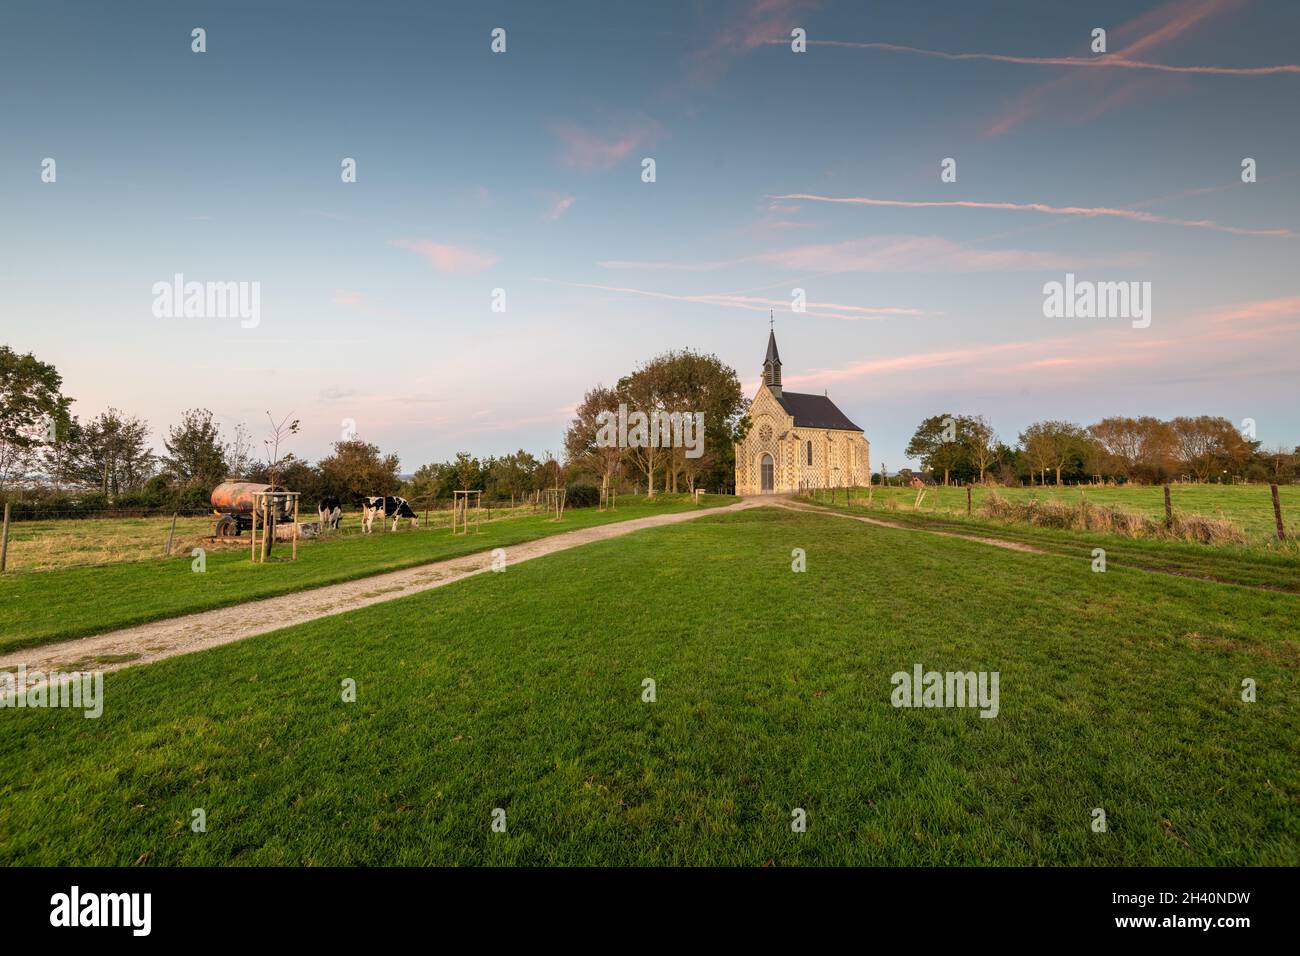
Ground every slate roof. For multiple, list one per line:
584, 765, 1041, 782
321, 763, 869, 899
764, 329, 781, 366
775, 391, 863, 432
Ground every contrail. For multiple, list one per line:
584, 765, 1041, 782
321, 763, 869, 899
790, 40, 1300, 75
769, 194, 1294, 238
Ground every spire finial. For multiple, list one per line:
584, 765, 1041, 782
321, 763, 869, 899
769, 309, 774, 331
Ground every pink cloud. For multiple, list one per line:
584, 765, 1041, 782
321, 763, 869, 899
755, 235, 1149, 273
390, 238, 499, 273
597, 234, 1144, 275
773, 292, 1300, 397
550, 118, 662, 173
983, 0, 1255, 135
685, 0, 822, 87
543, 192, 577, 221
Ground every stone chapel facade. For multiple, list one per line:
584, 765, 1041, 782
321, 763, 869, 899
734, 330, 871, 495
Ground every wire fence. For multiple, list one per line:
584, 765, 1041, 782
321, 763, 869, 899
0, 494, 600, 574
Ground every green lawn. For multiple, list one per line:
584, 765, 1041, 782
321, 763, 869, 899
1, 506, 1294, 866
798, 496, 1300, 594
0, 495, 735, 654
838, 483, 1299, 544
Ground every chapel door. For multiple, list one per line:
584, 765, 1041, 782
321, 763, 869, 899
760, 454, 774, 493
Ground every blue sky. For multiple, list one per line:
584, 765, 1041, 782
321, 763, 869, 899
2, 0, 1298, 474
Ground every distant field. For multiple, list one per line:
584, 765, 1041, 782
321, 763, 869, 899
0, 494, 736, 653
818, 483, 1299, 544
2, 506, 1294, 866
2, 501, 546, 573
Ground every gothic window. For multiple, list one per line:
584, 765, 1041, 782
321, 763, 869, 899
805, 440, 812, 465
759, 423, 773, 443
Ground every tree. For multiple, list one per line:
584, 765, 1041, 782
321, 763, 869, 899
260, 411, 300, 488
67, 409, 156, 497
1170, 416, 1253, 482
403, 462, 446, 503
1018, 422, 1054, 486
453, 452, 481, 491
609, 349, 745, 496
0, 346, 73, 490
161, 408, 228, 488
963, 415, 996, 484
565, 385, 624, 496
224, 422, 255, 479
905, 414, 966, 485
488, 450, 539, 504
1088, 416, 1174, 482
317, 440, 400, 500
1019, 420, 1088, 485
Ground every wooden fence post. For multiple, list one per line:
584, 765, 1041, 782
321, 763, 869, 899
967, 486, 972, 515
1271, 483, 1286, 541
1164, 485, 1173, 529
0, 502, 10, 573
165, 512, 178, 556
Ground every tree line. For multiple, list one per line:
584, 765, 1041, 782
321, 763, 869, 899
0, 344, 750, 515
903, 413, 1298, 486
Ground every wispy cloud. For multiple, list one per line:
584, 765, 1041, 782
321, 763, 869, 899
778, 292, 1300, 394
550, 118, 662, 173
798, 39, 1300, 76
535, 277, 928, 322
985, 0, 1256, 135
599, 234, 1146, 274
542, 192, 577, 221
789, 0, 1295, 136
684, 0, 822, 87
770, 193, 1293, 238
390, 238, 499, 273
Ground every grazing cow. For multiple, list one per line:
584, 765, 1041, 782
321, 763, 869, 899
362, 495, 419, 533
318, 496, 342, 530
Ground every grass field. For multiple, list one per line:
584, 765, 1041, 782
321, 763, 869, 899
2, 500, 565, 572
1, 505, 1295, 866
0, 495, 735, 654
831, 483, 1299, 545
799, 497, 1300, 594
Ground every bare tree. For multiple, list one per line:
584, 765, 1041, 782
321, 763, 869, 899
261, 411, 300, 488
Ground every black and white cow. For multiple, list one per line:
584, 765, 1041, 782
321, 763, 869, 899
362, 495, 419, 533
318, 496, 342, 530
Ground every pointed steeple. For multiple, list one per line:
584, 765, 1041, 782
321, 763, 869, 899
763, 321, 782, 396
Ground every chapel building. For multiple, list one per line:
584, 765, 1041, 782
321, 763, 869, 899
734, 329, 871, 494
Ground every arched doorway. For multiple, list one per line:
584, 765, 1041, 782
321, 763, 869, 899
760, 453, 774, 493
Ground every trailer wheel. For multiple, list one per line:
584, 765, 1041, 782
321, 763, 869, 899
215, 515, 239, 537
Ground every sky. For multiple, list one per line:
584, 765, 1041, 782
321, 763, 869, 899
2, 0, 1298, 475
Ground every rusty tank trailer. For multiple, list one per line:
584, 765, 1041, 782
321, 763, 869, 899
210, 481, 293, 537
